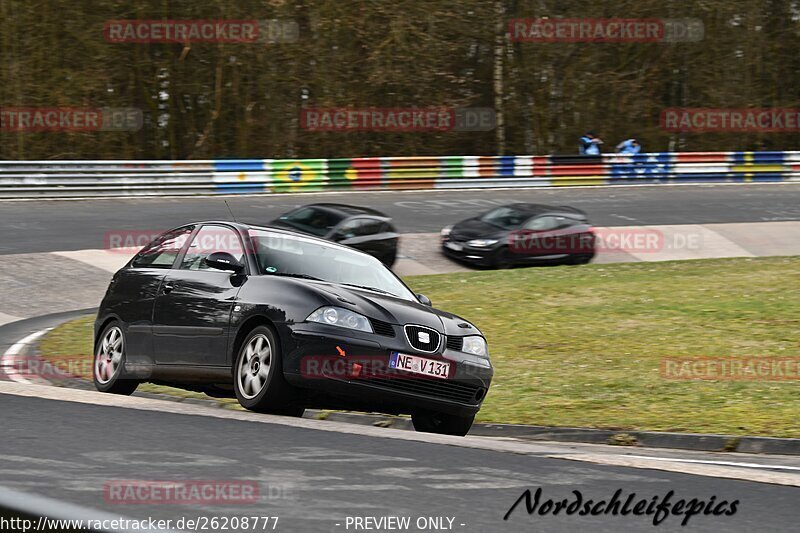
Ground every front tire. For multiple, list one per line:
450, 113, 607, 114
490, 247, 515, 269
412, 411, 475, 436
569, 253, 593, 265
381, 248, 397, 268
233, 325, 304, 416
93, 322, 139, 395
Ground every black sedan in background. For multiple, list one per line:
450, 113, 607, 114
94, 222, 492, 436
441, 203, 595, 268
269, 203, 399, 267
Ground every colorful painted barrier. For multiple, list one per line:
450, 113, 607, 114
0, 151, 798, 198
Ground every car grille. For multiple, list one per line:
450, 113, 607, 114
369, 318, 395, 337
352, 370, 482, 404
446, 336, 463, 351
404, 325, 441, 353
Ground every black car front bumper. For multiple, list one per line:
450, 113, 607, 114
441, 239, 502, 267
280, 322, 493, 416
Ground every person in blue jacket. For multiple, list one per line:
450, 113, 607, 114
616, 138, 641, 155
579, 132, 603, 155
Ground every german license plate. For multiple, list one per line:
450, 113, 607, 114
389, 351, 450, 379
445, 241, 463, 251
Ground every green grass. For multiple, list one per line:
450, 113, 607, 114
407, 256, 800, 437
39, 257, 800, 437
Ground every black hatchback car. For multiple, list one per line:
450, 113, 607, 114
269, 203, 399, 267
94, 222, 492, 435
441, 203, 595, 268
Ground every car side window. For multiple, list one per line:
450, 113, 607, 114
131, 226, 194, 269
361, 219, 384, 234
334, 218, 367, 239
524, 216, 561, 231
559, 216, 580, 228
180, 225, 245, 271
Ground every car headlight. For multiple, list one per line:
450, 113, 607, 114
440, 225, 453, 238
306, 306, 373, 333
467, 239, 498, 247
462, 335, 488, 356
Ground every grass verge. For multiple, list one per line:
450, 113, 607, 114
39, 256, 799, 437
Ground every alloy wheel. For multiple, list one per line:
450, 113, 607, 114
238, 334, 272, 399
95, 326, 123, 384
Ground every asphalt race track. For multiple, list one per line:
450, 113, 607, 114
2, 388, 799, 533
1, 183, 799, 255
1, 183, 799, 533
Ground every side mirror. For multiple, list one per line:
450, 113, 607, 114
204, 251, 244, 273
416, 293, 432, 307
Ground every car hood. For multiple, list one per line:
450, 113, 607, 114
450, 218, 508, 241
311, 283, 481, 337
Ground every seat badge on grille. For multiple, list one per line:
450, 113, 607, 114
418, 331, 430, 344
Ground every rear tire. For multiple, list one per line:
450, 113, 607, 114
93, 322, 139, 395
233, 325, 304, 417
412, 411, 475, 436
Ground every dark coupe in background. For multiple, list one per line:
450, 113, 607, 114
441, 203, 595, 268
269, 203, 399, 267
94, 222, 492, 436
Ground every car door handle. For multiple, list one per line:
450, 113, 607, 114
162, 283, 175, 294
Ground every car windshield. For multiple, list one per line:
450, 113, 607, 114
276, 206, 344, 236
479, 207, 526, 229
249, 229, 416, 300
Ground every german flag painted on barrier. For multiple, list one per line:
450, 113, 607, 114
548, 155, 605, 186
385, 157, 439, 189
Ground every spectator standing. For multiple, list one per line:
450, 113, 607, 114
616, 138, 641, 155
579, 132, 603, 155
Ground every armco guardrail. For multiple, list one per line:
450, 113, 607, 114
1, 151, 798, 198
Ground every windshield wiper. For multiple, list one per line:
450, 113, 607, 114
341, 283, 396, 296
265, 272, 323, 281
